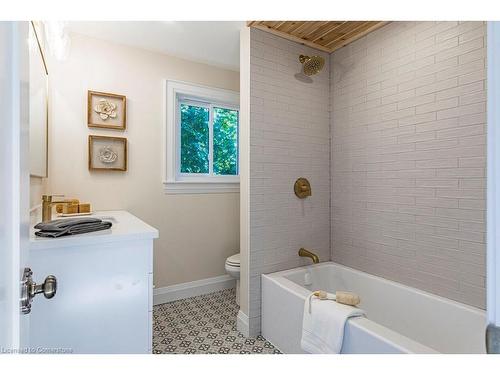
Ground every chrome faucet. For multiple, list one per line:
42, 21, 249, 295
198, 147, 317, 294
298, 248, 319, 264
41, 194, 65, 222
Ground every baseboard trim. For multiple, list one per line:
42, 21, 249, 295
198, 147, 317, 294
236, 310, 250, 337
153, 275, 236, 305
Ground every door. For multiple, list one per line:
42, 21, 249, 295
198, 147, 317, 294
0, 21, 31, 353
487, 21, 500, 354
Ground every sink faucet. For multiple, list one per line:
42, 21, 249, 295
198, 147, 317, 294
41, 195, 65, 222
298, 248, 320, 264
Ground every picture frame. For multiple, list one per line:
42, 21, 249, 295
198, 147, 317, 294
87, 90, 127, 130
88, 135, 127, 171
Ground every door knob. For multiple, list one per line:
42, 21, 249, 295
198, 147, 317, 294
20, 267, 57, 314
31, 275, 57, 299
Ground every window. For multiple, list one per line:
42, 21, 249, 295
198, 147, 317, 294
178, 101, 239, 176
163, 80, 240, 194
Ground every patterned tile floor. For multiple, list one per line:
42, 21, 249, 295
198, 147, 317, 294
153, 288, 281, 354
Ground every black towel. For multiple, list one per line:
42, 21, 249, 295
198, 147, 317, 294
34, 217, 112, 238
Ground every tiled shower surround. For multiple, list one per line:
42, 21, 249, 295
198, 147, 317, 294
330, 21, 486, 309
248, 21, 486, 335
249, 28, 331, 334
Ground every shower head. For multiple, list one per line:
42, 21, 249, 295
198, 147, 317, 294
299, 54, 325, 76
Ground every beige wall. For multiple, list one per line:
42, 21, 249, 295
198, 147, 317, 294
330, 22, 486, 309
30, 176, 47, 209
47, 33, 240, 288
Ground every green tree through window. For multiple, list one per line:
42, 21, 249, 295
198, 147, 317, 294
179, 102, 238, 176
180, 103, 209, 173
213, 107, 238, 175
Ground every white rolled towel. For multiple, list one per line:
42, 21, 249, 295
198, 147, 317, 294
301, 292, 365, 354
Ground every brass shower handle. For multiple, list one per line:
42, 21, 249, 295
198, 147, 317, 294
294, 178, 312, 198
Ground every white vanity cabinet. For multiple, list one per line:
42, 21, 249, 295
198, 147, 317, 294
29, 211, 158, 354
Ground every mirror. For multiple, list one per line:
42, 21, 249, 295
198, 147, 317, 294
29, 21, 49, 177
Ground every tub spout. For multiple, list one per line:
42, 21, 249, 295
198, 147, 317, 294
299, 248, 320, 264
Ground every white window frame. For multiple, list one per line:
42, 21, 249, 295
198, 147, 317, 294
163, 80, 240, 194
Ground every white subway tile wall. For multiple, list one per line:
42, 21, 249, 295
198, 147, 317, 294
249, 28, 331, 334
330, 21, 486, 309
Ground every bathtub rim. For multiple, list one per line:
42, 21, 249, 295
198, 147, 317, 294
262, 270, 436, 353
262, 261, 486, 354
264, 261, 485, 317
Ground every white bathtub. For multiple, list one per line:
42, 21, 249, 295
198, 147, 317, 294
262, 262, 486, 353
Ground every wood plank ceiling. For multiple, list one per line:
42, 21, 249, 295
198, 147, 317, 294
247, 21, 388, 53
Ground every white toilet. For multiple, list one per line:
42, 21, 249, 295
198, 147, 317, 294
225, 253, 240, 306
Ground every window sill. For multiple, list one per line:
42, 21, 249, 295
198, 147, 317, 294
163, 181, 240, 194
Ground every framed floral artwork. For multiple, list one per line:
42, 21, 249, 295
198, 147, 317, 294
88, 135, 127, 171
88, 90, 126, 130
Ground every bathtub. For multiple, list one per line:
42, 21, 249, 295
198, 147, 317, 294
261, 262, 486, 353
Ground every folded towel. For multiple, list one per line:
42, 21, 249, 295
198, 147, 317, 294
301, 293, 365, 354
35, 217, 112, 238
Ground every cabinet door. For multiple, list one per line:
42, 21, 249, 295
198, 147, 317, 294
29, 239, 151, 353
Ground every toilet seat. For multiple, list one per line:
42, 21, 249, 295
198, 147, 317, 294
224, 253, 240, 306
225, 264, 240, 273
225, 253, 240, 267
225, 256, 240, 278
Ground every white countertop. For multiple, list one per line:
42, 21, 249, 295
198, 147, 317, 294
30, 210, 159, 251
